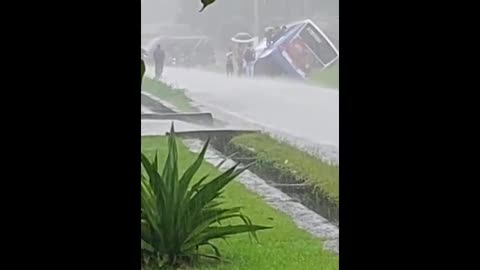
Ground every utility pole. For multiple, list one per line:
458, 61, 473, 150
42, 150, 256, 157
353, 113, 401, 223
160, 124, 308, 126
303, 0, 308, 17
253, 0, 260, 37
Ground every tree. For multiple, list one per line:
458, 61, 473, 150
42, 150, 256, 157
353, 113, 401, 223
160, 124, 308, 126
199, 0, 216, 12
141, 0, 218, 81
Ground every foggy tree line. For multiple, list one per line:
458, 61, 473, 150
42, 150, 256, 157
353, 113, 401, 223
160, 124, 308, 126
142, 0, 338, 47
176, 0, 337, 45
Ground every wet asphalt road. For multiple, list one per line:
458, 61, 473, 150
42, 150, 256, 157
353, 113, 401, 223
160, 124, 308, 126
145, 66, 339, 163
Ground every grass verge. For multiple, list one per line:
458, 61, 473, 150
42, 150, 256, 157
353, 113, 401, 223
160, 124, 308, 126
309, 63, 339, 89
142, 77, 197, 112
230, 133, 339, 204
142, 136, 338, 270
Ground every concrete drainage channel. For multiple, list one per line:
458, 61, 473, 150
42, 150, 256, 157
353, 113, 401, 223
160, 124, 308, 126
141, 92, 176, 113
141, 92, 214, 126
141, 94, 339, 255
183, 139, 339, 255
219, 141, 338, 225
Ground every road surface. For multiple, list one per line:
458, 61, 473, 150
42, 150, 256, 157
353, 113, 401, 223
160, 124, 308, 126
146, 66, 339, 163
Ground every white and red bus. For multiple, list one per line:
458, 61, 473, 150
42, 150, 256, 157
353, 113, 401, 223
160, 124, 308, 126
255, 19, 338, 79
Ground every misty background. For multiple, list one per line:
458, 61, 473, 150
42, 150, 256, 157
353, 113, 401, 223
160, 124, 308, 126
141, 0, 339, 49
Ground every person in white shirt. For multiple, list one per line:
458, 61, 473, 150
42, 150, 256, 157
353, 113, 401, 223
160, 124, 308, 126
226, 48, 234, 76
243, 44, 256, 77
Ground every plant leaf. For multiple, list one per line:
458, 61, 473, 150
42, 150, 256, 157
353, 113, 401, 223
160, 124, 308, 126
141, 59, 145, 82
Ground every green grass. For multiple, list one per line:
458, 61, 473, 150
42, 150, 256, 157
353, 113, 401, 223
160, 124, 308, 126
142, 136, 338, 270
230, 133, 339, 203
142, 77, 197, 112
309, 63, 339, 89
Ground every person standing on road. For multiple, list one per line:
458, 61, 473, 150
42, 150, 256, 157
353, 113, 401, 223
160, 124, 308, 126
234, 44, 245, 77
226, 48, 234, 76
272, 25, 287, 44
243, 44, 256, 77
265, 27, 274, 47
153, 44, 165, 80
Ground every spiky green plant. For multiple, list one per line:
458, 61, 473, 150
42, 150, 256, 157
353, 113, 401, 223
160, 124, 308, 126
141, 59, 145, 82
141, 124, 271, 268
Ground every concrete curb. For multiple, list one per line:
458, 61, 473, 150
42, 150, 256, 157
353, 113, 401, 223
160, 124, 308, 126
183, 138, 339, 255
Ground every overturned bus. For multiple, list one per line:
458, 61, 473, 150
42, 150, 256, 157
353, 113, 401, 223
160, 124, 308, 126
255, 19, 338, 80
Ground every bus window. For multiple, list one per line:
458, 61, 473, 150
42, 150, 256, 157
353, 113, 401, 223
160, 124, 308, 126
298, 25, 338, 65
284, 37, 323, 76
